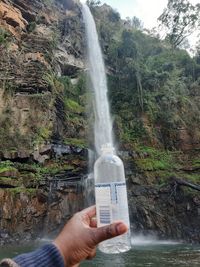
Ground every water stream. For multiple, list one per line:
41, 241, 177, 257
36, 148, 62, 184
82, 3, 114, 155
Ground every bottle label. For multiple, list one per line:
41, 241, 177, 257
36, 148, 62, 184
95, 182, 130, 226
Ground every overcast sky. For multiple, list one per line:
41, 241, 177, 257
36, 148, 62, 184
81, 0, 199, 50
102, 0, 199, 28
101, 0, 168, 28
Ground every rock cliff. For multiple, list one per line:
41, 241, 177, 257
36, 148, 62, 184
0, 0, 87, 245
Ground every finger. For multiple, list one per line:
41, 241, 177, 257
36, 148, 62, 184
91, 222, 128, 245
79, 205, 96, 219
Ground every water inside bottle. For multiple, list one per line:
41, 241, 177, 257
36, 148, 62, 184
94, 144, 131, 253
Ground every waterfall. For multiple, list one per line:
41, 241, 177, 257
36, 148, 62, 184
82, 3, 114, 156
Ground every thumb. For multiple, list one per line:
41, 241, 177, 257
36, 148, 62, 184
92, 222, 128, 245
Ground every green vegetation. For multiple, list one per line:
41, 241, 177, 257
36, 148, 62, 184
27, 22, 37, 33
8, 187, 37, 196
134, 146, 176, 171
64, 99, 84, 114
89, 4, 200, 151
0, 28, 10, 46
50, 29, 60, 50
36, 163, 74, 176
192, 158, 200, 169
43, 0, 53, 6
0, 161, 16, 174
158, 0, 200, 49
43, 72, 63, 93
0, 177, 21, 187
33, 127, 51, 146
64, 138, 87, 148
184, 173, 200, 183
86, 0, 101, 7
3, 81, 17, 97
137, 159, 170, 171
0, 177, 13, 182
39, 72, 87, 145
15, 162, 75, 180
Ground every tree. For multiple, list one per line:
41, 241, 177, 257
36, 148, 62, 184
86, 0, 101, 7
108, 9, 120, 22
131, 16, 143, 30
196, 38, 200, 58
158, 0, 200, 49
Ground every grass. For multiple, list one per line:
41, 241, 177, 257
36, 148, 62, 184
38, 127, 51, 140
0, 167, 17, 174
192, 158, 200, 169
184, 173, 200, 184
64, 99, 84, 114
0, 161, 17, 174
20, 162, 75, 179
64, 138, 87, 148
33, 126, 52, 146
0, 177, 20, 187
27, 22, 36, 33
8, 187, 37, 195
137, 158, 170, 171
38, 164, 74, 175
133, 146, 186, 187
135, 146, 176, 171
0, 28, 10, 46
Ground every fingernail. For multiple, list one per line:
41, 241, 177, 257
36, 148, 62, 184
116, 223, 127, 234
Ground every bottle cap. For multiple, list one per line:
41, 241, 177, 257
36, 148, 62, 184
101, 143, 115, 154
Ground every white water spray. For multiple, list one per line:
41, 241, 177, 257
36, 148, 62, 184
82, 3, 114, 155
131, 234, 181, 246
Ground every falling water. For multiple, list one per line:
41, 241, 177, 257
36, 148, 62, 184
82, 3, 114, 155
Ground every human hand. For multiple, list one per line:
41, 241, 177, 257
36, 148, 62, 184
53, 205, 128, 267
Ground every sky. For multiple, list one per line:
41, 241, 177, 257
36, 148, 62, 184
100, 0, 199, 28
81, 0, 199, 51
101, 0, 168, 28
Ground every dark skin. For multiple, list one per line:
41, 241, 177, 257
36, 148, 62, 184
54, 206, 128, 267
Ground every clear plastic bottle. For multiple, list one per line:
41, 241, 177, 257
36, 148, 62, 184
94, 143, 131, 254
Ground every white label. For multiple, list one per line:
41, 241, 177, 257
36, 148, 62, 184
95, 182, 129, 227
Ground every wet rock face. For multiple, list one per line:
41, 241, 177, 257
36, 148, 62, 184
0, 0, 85, 155
128, 184, 200, 243
0, 0, 84, 95
0, 0, 87, 246
0, 188, 84, 246
118, 151, 200, 244
0, 125, 87, 246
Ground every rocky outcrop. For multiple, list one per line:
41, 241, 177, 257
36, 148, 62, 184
0, 187, 84, 246
177, 127, 200, 151
0, 0, 87, 246
0, 0, 85, 156
128, 182, 200, 243
121, 152, 200, 243
0, 0, 28, 38
0, 0, 84, 94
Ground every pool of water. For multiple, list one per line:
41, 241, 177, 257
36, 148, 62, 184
81, 244, 200, 267
0, 239, 199, 267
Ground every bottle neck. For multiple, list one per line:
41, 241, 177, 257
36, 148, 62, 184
100, 144, 115, 155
